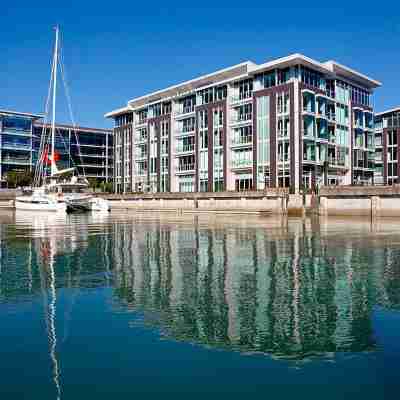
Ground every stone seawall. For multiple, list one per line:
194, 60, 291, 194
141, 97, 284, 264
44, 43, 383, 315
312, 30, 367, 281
104, 187, 400, 218
318, 186, 400, 217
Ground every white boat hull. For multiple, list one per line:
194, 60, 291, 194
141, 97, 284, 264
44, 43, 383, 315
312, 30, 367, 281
90, 198, 110, 212
15, 197, 67, 212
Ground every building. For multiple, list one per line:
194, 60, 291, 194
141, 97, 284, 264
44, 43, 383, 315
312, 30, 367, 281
374, 107, 400, 185
33, 123, 113, 183
0, 109, 113, 186
106, 53, 381, 194
0, 109, 43, 186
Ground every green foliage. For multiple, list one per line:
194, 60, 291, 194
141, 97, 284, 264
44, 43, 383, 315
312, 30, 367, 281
87, 177, 101, 190
101, 182, 113, 193
5, 170, 34, 188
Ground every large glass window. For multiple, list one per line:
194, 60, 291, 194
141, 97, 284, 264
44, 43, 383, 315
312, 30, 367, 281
2, 116, 31, 131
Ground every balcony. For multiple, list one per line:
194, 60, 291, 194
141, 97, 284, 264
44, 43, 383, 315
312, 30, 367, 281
135, 136, 148, 143
278, 155, 290, 162
353, 121, 364, 130
1, 129, 32, 137
1, 142, 31, 151
278, 130, 289, 138
231, 136, 252, 148
2, 156, 32, 165
175, 145, 195, 154
303, 154, 316, 162
302, 129, 315, 139
175, 107, 195, 119
327, 158, 346, 168
135, 153, 147, 160
230, 114, 252, 126
176, 164, 195, 174
231, 159, 252, 169
175, 128, 195, 137
230, 93, 253, 106
303, 106, 315, 116
136, 118, 147, 126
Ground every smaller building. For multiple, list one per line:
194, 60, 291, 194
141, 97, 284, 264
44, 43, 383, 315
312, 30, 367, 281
0, 108, 113, 187
0, 109, 43, 186
374, 108, 400, 185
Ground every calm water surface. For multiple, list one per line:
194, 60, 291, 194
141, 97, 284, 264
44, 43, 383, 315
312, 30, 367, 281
0, 210, 400, 399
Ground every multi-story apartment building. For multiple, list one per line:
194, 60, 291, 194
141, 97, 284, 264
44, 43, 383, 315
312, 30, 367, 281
0, 109, 113, 186
106, 54, 381, 194
0, 109, 43, 186
374, 108, 400, 185
33, 123, 113, 183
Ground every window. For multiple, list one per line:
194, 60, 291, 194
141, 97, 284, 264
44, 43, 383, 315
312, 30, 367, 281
197, 85, 227, 105
200, 179, 208, 192
260, 71, 276, 88
234, 78, 253, 100
2, 116, 31, 131
277, 68, 290, 85
301, 67, 322, 89
350, 85, 370, 106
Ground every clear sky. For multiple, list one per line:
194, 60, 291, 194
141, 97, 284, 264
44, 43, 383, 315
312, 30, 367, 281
1, 0, 399, 128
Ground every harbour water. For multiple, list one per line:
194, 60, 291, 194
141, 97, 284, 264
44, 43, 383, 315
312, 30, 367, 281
0, 211, 399, 398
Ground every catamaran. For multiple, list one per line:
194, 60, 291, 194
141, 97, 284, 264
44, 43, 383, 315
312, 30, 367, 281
15, 27, 110, 213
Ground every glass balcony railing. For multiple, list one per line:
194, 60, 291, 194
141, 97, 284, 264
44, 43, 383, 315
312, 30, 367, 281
303, 105, 315, 113
176, 106, 195, 115
230, 114, 252, 124
278, 155, 290, 162
1, 129, 32, 136
303, 153, 316, 162
231, 159, 252, 168
176, 145, 195, 153
278, 130, 289, 138
175, 127, 195, 135
302, 129, 314, 138
232, 136, 252, 145
176, 164, 195, 172
2, 156, 31, 165
230, 93, 252, 103
1, 142, 31, 150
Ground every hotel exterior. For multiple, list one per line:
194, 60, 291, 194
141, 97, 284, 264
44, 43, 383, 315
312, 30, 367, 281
0, 109, 113, 186
106, 54, 381, 194
374, 108, 400, 185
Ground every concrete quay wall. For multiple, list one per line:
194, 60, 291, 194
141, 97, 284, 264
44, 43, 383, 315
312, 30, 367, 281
318, 186, 400, 217
105, 190, 299, 215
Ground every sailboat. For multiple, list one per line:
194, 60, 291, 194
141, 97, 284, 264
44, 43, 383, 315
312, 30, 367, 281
15, 27, 110, 213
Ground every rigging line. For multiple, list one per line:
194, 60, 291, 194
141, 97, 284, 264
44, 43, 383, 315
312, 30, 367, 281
34, 51, 56, 187
54, 127, 80, 172
58, 38, 87, 179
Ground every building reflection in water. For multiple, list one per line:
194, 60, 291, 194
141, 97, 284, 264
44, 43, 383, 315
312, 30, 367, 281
1, 212, 400, 362
109, 215, 400, 360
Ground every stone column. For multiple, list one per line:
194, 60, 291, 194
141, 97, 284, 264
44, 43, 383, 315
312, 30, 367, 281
371, 196, 380, 218
319, 196, 328, 217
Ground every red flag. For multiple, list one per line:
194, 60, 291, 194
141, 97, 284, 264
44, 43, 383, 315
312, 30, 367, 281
41, 147, 60, 165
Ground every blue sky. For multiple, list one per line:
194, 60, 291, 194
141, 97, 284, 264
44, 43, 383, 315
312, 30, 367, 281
1, 0, 399, 128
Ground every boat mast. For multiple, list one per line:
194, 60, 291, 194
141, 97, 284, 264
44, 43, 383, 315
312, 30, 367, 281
51, 26, 59, 177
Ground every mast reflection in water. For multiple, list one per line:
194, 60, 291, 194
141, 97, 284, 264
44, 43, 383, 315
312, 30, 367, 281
0, 212, 400, 398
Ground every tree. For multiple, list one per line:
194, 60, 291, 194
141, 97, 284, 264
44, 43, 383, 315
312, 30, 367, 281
5, 170, 34, 188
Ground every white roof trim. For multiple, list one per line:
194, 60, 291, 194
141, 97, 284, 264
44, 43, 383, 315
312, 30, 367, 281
375, 107, 400, 117
249, 53, 332, 76
0, 109, 43, 119
104, 106, 131, 118
127, 61, 255, 109
323, 61, 381, 89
